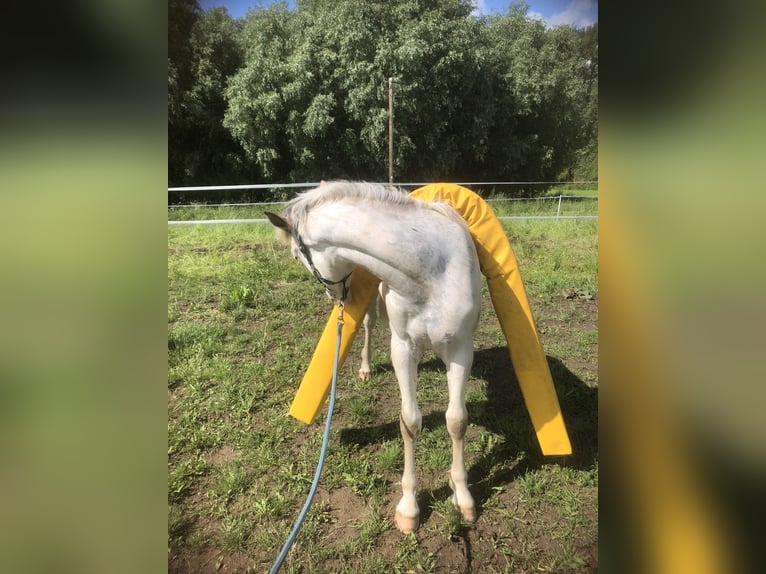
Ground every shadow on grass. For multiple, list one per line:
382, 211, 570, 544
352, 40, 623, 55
339, 345, 598, 519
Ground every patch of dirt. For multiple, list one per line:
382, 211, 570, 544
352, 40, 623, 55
421, 532, 474, 573
322, 486, 366, 540
206, 444, 237, 466
169, 548, 254, 574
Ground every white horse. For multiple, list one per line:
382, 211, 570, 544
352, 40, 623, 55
266, 181, 481, 533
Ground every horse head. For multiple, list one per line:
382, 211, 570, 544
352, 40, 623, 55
265, 210, 354, 304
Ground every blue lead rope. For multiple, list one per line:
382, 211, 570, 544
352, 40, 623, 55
269, 307, 344, 574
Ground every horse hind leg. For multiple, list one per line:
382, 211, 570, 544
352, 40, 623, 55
358, 298, 377, 381
390, 333, 422, 533
359, 290, 385, 381
443, 345, 477, 523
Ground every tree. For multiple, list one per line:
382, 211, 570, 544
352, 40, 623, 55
183, 8, 248, 184
224, 0, 497, 182
223, 4, 297, 180
168, 0, 201, 185
173, 0, 598, 190
382, 2, 497, 180
485, 5, 596, 185
572, 23, 598, 181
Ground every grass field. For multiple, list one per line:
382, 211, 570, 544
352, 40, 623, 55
168, 201, 598, 573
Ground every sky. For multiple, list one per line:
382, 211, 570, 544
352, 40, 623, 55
198, 0, 598, 28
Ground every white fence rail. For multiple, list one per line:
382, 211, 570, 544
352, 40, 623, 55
168, 182, 598, 225
168, 214, 597, 226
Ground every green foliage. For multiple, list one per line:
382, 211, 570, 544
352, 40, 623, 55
572, 136, 598, 181
222, 1, 497, 181
170, 0, 598, 191
168, 0, 598, 184
485, 12, 597, 183
169, 6, 255, 185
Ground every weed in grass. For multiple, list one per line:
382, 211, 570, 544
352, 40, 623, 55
416, 367, 447, 405
517, 469, 550, 507
168, 405, 224, 453
168, 504, 195, 548
555, 486, 585, 522
376, 440, 402, 473
308, 499, 333, 525
341, 459, 386, 499
252, 491, 291, 520
481, 484, 506, 513
210, 461, 251, 505
428, 497, 464, 539
395, 533, 435, 574
289, 514, 326, 552
184, 528, 211, 552
168, 457, 209, 503
220, 514, 252, 552
341, 554, 389, 574
168, 337, 229, 392
217, 376, 264, 417
417, 426, 451, 473
221, 283, 255, 311
581, 328, 598, 347
250, 523, 288, 550
168, 322, 225, 357
559, 543, 589, 572
489, 533, 518, 571
469, 428, 502, 455
356, 502, 391, 549
347, 395, 376, 426
252, 496, 274, 520
424, 447, 450, 474
464, 386, 487, 409
276, 461, 312, 493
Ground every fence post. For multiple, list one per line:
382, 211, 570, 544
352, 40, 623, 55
556, 194, 563, 217
388, 77, 394, 191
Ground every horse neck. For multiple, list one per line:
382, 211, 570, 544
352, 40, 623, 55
306, 202, 428, 292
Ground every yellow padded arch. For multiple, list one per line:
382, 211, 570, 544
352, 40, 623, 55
288, 183, 572, 456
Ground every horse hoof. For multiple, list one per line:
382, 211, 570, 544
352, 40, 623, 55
358, 369, 371, 382
451, 498, 477, 523
459, 505, 477, 523
448, 478, 476, 523
395, 511, 419, 534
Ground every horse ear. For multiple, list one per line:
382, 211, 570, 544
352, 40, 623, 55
265, 211, 292, 245
265, 211, 291, 233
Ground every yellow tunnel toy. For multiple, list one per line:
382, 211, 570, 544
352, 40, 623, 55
288, 183, 572, 456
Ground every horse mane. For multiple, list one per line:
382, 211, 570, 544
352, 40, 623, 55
283, 181, 427, 228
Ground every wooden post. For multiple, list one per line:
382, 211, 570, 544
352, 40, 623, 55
388, 77, 394, 190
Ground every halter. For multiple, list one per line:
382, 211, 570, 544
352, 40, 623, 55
294, 231, 352, 302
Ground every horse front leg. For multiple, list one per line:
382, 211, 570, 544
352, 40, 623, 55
390, 333, 422, 533
444, 344, 477, 523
